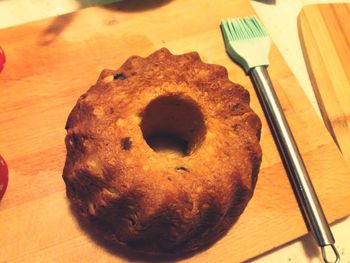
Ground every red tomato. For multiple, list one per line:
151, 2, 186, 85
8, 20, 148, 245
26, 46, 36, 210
0, 46, 6, 72
0, 154, 8, 200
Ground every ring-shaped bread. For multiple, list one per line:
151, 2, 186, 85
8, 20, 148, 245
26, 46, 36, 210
63, 48, 262, 256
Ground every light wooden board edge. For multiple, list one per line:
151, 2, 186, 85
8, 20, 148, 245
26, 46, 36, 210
298, 3, 350, 164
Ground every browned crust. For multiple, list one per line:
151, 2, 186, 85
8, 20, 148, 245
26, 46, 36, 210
63, 48, 262, 256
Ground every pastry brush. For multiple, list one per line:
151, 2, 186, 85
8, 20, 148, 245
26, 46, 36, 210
220, 16, 339, 263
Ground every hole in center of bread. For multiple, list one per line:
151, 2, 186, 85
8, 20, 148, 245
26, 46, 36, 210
140, 94, 206, 157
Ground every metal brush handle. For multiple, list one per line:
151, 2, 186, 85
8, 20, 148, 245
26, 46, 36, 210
250, 66, 339, 263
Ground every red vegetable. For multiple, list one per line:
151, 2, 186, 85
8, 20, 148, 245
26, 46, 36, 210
0, 46, 6, 73
0, 154, 8, 200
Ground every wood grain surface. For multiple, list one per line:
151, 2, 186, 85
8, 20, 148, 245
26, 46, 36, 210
298, 3, 350, 164
1, 0, 350, 262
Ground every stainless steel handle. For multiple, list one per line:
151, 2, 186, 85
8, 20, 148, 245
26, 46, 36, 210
250, 66, 339, 263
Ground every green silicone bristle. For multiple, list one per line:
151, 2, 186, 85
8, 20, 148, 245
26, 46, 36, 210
220, 16, 271, 73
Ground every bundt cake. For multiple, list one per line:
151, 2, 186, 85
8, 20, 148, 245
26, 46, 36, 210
63, 48, 262, 256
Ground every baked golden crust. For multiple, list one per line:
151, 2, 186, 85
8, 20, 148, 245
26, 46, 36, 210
63, 48, 262, 256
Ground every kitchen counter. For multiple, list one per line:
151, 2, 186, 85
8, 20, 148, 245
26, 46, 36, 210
0, 0, 349, 262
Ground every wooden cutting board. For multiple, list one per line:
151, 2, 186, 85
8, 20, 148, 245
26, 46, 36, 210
298, 3, 350, 164
1, 0, 350, 262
